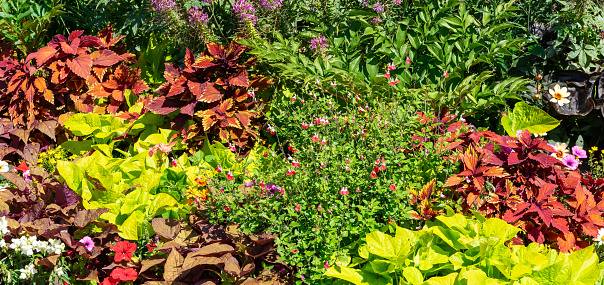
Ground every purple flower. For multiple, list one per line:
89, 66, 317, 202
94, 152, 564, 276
233, 0, 258, 23
373, 3, 384, 13
310, 34, 328, 52
362, 1, 369, 6
188, 6, 209, 25
572, 146, 587, 159
80, 236, 95, 252
150, 0, 177, 13
260, 0, 283, 9
561, 155, 579, 170
23, 170, 32, 182
266, 183, 281, 195
393, 0, 401, 5
371, 17, 382, 24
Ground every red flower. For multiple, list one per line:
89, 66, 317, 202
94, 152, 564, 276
15, 161, 29, 172
264, 152, 268, 157
443, 70, 449, 78
170, 157, 178, 167
390, 184, 396, 191
145, 242, 157, 253
324, 261, 330, 269
100, 277, 120, 285
380, 163, 386, 171
110, 267, 138, 281
291, 249, 298, 253
370, 171, 377, 178
384, 71, 391, 78
110, 241, 137, 263
295, 203, 300, 211
225, 206, 231, 211
226, 171, 234, 180
312, 133, 319, 142
286, 169, 296, 175
406, 56, 411, 64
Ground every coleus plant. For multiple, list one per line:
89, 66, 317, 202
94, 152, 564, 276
29, 26, 149, 114
146, 41, 271, 149
443, 129, 604, 252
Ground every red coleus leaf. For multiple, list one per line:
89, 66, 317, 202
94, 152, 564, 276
163, 63, 181, 83
110, 267, 138, 281
146, 97, 186, 115
184, 48, 195, 69
66, 54, 93, 79
68, 30, 84, 41
60, 37, 79, 55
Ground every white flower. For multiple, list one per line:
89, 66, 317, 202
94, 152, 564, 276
53, 266, 64, 277
19, 263, 38, 280
549, 84, 571, 106
0, 216, 9, 236
596, 228, 604, 247
0, 161, 8, 173
0, 239, 6, 248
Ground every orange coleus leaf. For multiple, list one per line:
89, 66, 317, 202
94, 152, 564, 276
556, 232, 576, 252
199, 83, 222, 103
66, 54, 93, 79
229, 69, 249, 88
192, 55, 216, 69
33, 46, 57, 66
91, 49, 123, 66
235, 111, 253, 127
167, 76, 187, 97
60, 38, 79, 55
87, 83, 112, 98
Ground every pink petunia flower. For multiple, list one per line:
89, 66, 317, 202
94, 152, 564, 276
561, 155, 580, 170
572, 146, 587, 159
80, 236, 95, 252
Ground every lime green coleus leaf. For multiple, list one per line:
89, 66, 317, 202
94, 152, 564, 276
501, 101, 560, 137
422, 273, 457, 285
324, 266, 392, 285
403, 267, 423, 285
118, 210, 146, 240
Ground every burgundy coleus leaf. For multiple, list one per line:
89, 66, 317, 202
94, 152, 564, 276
527, 204, 553, 227
163, 63, 181, 83
229, 70, 249, 88
146, 97, 187, 115
184, 48, 195, 69
199, 82, 222, 103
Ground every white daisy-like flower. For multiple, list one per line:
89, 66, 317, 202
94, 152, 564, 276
0, 161, 9, 173
549, 84, 571, 106
596, 228, 604, 246
550, 142, 569, 160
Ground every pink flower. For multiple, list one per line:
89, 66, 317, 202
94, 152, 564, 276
324, 261, 330, 269
226, 171, 234, 180
443, 70, 449, 78
291, 249, 298, 253
339, 187, 350, 195
390, 183, 396, 191
80, 236, 95, 252
345, 165, 350, 171
148, 147, 157, 157
156, 143, 172, 154
320, 138, 327, 145
286, 169, 296, 175
370, 171, 377, 178
292, 160, 300, 167
295, 203, 300, 211
572, 146, 587, 159
387, 62, 396, 71
406, 56, 411, 64
170, 157, 178, 167
229, 143, 236, 152
561, 155, 579, 170
345, 157, 350, 163
384, 71, 391, 78
302, 122, 309, 129
380, 163, 386, 171
215, 166, 222, 172
291, 94, 297, 101
317, 205, 322, 211
247, 89, 255, 98
312, 133, 319, 142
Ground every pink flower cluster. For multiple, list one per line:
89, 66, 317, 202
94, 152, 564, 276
310, 35, 328, 52
149, 143, 172, 157
150, 0, 177, 13
260, 0, 283, 9
233, 0, 257, 23
188, 6, 209, 25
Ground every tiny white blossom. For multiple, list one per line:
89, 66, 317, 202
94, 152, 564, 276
596, 228, 604, 247
0, 161, 9, 173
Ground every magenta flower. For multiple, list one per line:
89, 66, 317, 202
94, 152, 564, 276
80, 236, 95, 252
233, 0, 257, 23
371, 17, 382, 24
572, 146, 587, 159
188, 6, 209, 25
561, 155, 579, 170
23, 170, 32, 182
310, 35, 328, 52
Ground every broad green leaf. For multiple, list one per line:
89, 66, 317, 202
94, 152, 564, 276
57, 161, 85, 193
501, 102, 560, 137
324, 266, 365, 285
403, 267, 423, 285
423, 273, 458, 285
64, 113, 102, 136
118, 210, 145, 240
482, 218, 521, 243
568, 246, 600, 284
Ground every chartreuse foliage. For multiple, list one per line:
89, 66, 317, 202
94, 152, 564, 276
324, 213, 603, 285
501, 101, 560, 137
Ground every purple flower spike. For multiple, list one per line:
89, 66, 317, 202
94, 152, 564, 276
572, 146, 587, 159
80, 236, 95, 252
310, 35, 328, 52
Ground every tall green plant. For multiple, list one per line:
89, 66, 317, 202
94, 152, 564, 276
0, 0, 64, 57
